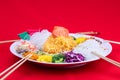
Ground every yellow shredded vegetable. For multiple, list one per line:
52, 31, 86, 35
75, 37, 87, 44
37, 55, 52, 62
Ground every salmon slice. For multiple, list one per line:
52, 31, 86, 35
52, 26, 69, 37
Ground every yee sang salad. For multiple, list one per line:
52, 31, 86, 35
15, 26, 107, 63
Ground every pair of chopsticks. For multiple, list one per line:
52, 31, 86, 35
91, 52, 120, 68
0, 54, 32, 80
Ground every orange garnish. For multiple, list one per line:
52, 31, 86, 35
52, 26, 69, 37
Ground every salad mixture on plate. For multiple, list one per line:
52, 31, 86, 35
15, 26, 108, 63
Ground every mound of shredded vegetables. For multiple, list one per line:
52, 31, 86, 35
16, 26, 89, 63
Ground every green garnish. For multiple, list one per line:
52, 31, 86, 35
52, 54, 65, 63
18, 32, 30, 40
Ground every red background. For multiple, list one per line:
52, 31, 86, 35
0, 0, 120, 80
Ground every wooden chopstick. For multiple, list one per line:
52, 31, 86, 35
0, 54, 32, 80
91, 52, 120, 68
106, 40, 120, 44
0, 39, 19, 44
78, 31, 99, 35
79, 32, 120, 45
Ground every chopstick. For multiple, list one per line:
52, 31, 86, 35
0, 39, 19, 44
0, 53, 32, 80
91, 52, 120, 68
78, 31, 99, 35
106, 40, 120, 44
79, 32, 120, 45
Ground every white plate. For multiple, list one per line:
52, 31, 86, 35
10, 34, 112, 68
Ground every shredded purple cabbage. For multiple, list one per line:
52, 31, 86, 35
65, 51, 85, 63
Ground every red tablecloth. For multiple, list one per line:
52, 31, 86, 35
0, 0, 120, 80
